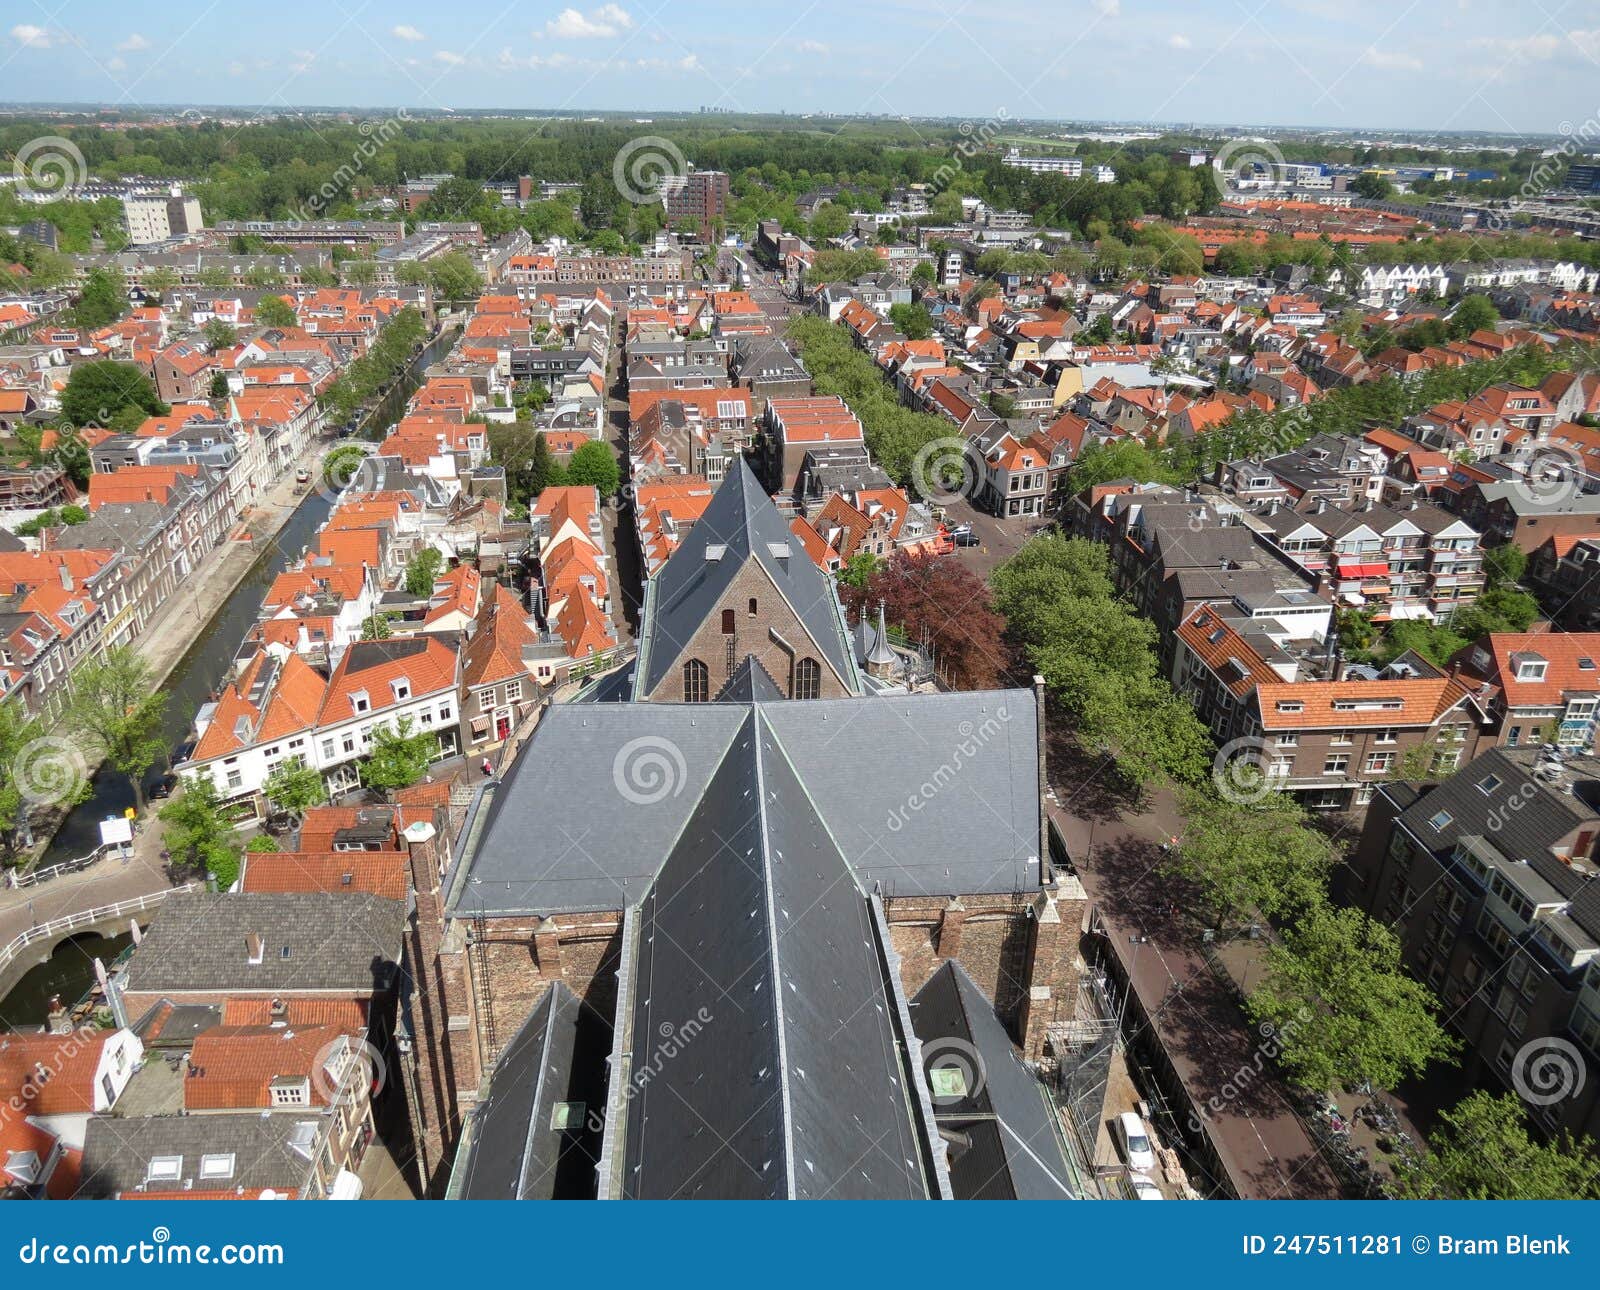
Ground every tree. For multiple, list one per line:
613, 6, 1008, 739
991, 534, 1212, 788
208, 371, 229, 400
1395, 1091, 1600, 1199
838, 552, 883, 590
839, 552, 1009, 691
1351, 172, 1394, 200
1167, 787, 1333, 927
201, 318, 238, 349
262, 756, 327, 815
73, 268, 128, 329
142, 267, 181, 296
910, 261, 937, 287
564, 440, 621, 495
255, 295, 298, 328
530, 431, 564, 495
1246, 904, 1457, 1093
888, 302, 933, 340
0, 700, 44, 848
1483, 541, 1527, 588
405, 547, 445, 597
64, 646, 169, 813
59, 361, 165, 429
246, 835, 280, 853
360, 611, 395, 640
1449, 293, 1499, 337
159, 776, 241, 890
426, 251, 482, 300
362, 718, 437, 796
808, 201, 850, 241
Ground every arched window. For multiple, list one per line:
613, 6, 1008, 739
683, 658, 709, 703
721, 609, 736, 634
748, 597, 758, 617
794, 657, 822, 701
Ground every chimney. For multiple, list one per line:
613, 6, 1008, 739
296, 623, 311, 653
58, 562, 72, 591
246, 932, 265, 964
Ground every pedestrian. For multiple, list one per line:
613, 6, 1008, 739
481, 758, 494, 778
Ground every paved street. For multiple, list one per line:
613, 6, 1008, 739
1047, 754, 1342, 1200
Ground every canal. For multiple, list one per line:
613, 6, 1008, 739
35, 321, 458, 866
38, 489, 335, 865
1, 322, 457, 1026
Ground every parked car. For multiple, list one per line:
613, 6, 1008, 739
1117, 1110, 1156, 1172
954, 529, 980, 548
148, 771, 178, 801
1128, 1173, 1164, 1200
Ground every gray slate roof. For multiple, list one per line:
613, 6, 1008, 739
78, 1112, 326, 1198
910, 960, 1078, 1199
446, 689, 1041, 917
121, 892, 406, 995
449, 982, 610, 1199
633, 459, 860, 697
620, 708, 934, 1199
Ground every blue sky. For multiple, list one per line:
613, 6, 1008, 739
2, 1, 1598, 135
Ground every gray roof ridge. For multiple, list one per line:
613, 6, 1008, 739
751, 704, 799, 1199
515, 985, 562, 1200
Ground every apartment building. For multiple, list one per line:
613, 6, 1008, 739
1345, 747, 1600, 1144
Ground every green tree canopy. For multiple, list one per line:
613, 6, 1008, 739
362, 718, 437, 796
1246, 904, 1456, 1093
1395, 1091, 1600, 1199
159, 776, 241, 889
404, 547, 445, 597
255, 294, 299, 328
59, 361, 166, 429
563, 440, 622, 495
64, 646, 169, 812
1167, 786, 1334, 927
262, 756, 328, 814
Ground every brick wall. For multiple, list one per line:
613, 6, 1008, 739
641, 559, 854, 701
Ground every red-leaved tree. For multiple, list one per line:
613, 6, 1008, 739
840, 553, 1011, 691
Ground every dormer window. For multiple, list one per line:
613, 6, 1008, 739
351, 689, 370, 713
391, 678, 411, 702
1516, 660, 1547, 682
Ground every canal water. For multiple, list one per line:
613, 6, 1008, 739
0, 322, 456, 1027
35, 323, 457, 864
38, 489, 336, 865
0, 932, 130, 1030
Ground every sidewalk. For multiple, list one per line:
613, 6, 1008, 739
1049, 783, 1342, 1199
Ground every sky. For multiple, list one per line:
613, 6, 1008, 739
2, 1, 1600, 137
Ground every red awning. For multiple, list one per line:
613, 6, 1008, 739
1338, 562, 1389, 578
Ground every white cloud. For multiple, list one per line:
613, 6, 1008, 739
1360, 46, 1422, 71
545, 5, 634, 39
11, 25, 51, 48
116, 33, 149, 52
106, 55, 126, 71
1477, 32, 1560, 60
1168, 33, 1191, 49
497, 46, 574, 70
797, 39, 829, 53
392, 24, 425, 42
289, 49, 316, 73
434, 49, 465, 66
1090, 0, 1120, 16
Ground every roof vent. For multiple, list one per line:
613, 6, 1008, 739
705, 544, 726, 562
